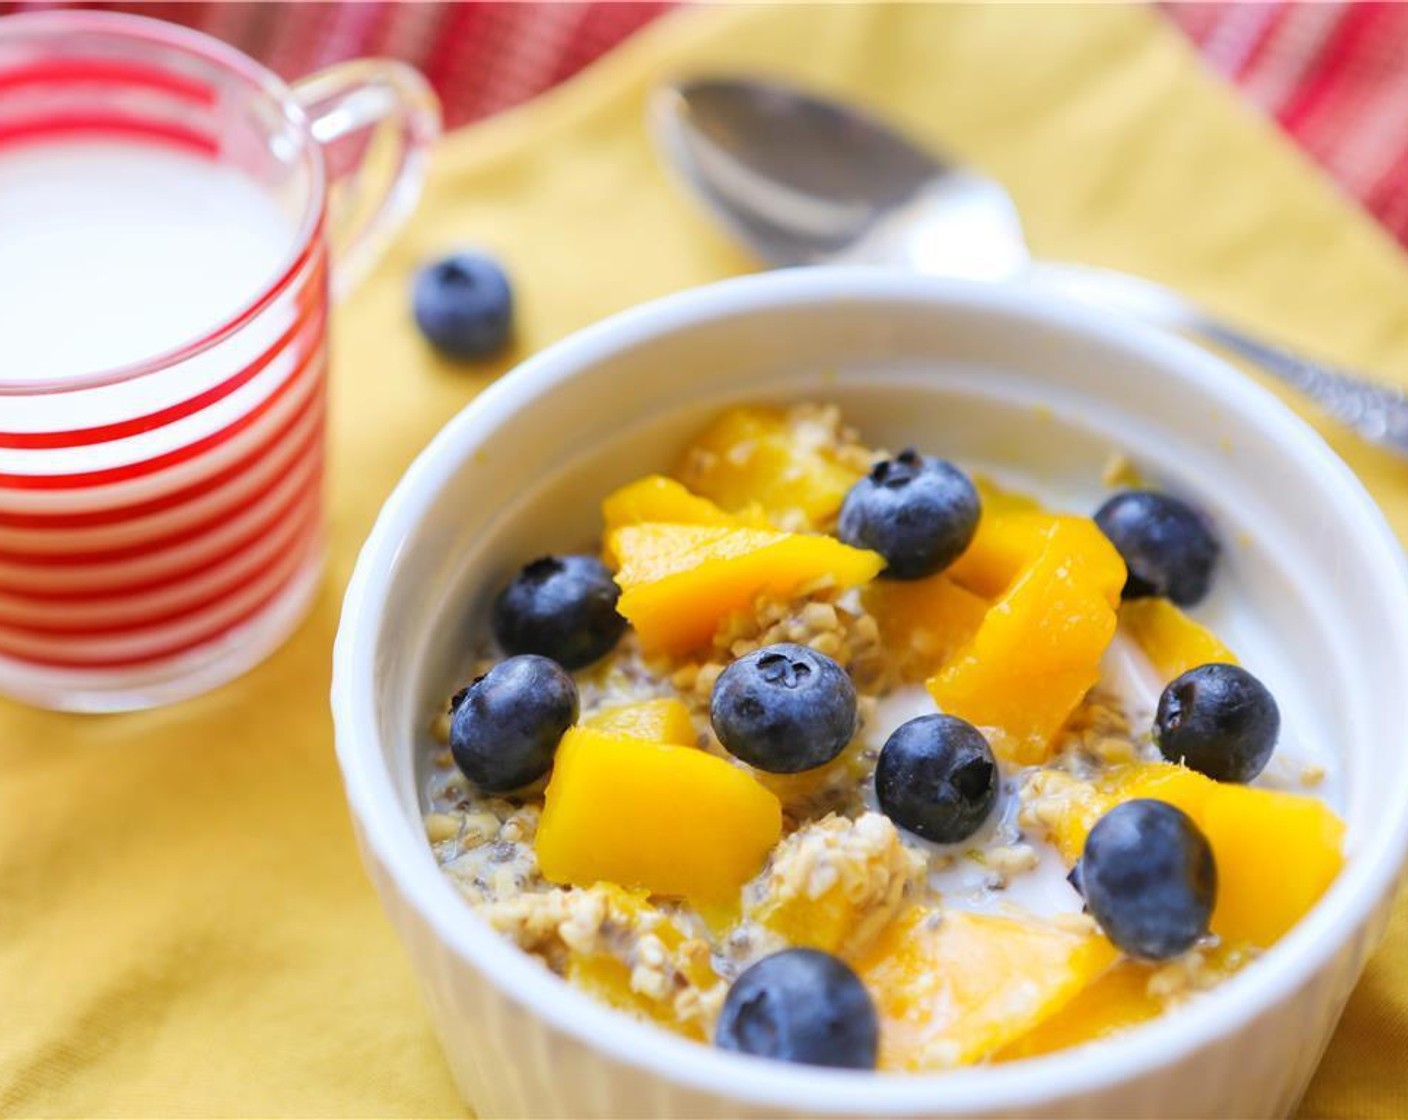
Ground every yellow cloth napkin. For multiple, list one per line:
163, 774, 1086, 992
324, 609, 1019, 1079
3, 4, 1406, 1116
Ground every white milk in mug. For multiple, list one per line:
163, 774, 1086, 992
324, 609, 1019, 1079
0, 134, 331, 713
0, 141, 294, 383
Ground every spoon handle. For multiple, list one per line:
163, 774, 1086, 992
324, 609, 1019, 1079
1025, 262, 1408, 457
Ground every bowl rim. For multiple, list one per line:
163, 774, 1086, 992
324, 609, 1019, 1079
332, 268, 1408, 1115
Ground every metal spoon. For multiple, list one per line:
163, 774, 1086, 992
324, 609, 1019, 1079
652, 76, 1408, 456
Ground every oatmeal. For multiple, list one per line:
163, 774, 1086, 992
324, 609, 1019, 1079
421, 401, 1345, 1072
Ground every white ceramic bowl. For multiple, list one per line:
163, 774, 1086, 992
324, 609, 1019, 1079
331, 270, 1408, 1118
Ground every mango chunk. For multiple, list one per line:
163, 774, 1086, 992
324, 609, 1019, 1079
674, 405, 869, 530
995, 958, 1159, 1061
947, 508, 1073, 599
607, 523, 883, 656
602, 475, 762, 531
997, 942, 1256, 1060
863, 575, 987, 679
564, 886, 721, 1040
1028, 762, 1344, 946
570, 952, 695, 1035
1200, 783, 1344, 947
743, 813, 922, 959
1033, 764, 1213, 865
856, 908, 1117, 1070
1120, 598, 1238, 683
536, 727, 782, 905
585, 698, 697, 747
928, 519, 1126, 764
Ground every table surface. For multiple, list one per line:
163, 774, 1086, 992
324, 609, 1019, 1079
2, 4, 1407, 1116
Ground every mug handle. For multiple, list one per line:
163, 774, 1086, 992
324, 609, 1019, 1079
292, 60, 441, 299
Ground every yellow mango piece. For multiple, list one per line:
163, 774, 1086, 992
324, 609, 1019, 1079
1120, 598, 1238, 683
608, 523, 883, 656
601, 475, 763, 531
863, 575, 988, 678
570, 952, 698, 1036
947, 508, 1073, 599
996, 959, 1159, 1061
565, 886, 720, 1040
585, 698, 697, 747
1036, 764, 1211, 864
928, 519, 1126, 764
674, 406, 867, 529
856, 908, 1117, 1070
948, 478, 1093, 601
756, 889, 857, 957
997, 942, 1256, 1061
536, 727, 782, 905
1038, 764, 1227, 864
1033, 762, 1344, 947
1200, 783, 1344, 947
744, 813, 919, 959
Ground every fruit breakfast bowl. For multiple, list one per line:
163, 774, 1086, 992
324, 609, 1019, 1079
331, 269, 1408, 1118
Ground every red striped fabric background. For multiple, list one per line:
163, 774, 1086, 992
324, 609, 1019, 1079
4, 1, 1408, 249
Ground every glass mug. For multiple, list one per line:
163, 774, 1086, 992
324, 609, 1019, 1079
0, 12, 439, 712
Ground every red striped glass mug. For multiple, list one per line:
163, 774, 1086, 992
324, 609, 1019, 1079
0, 13, 439, 711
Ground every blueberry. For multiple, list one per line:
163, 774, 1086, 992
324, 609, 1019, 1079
1081, 799, 1216, 960
1093, 490, 1219, 606
1156, 662, 1280, 783
875, 714, 998, 843
715, 949, 878, 1069
710, 644, 857, 773
413, 252, 513, 359
837, 449, 980, 580
493, 555, 627, 670
449, 655, 578, 792
1067, 861, 1085, 900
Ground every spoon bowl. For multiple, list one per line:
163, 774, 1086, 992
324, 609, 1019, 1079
653, 78, 1032, 279
654, 78, 944, 263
